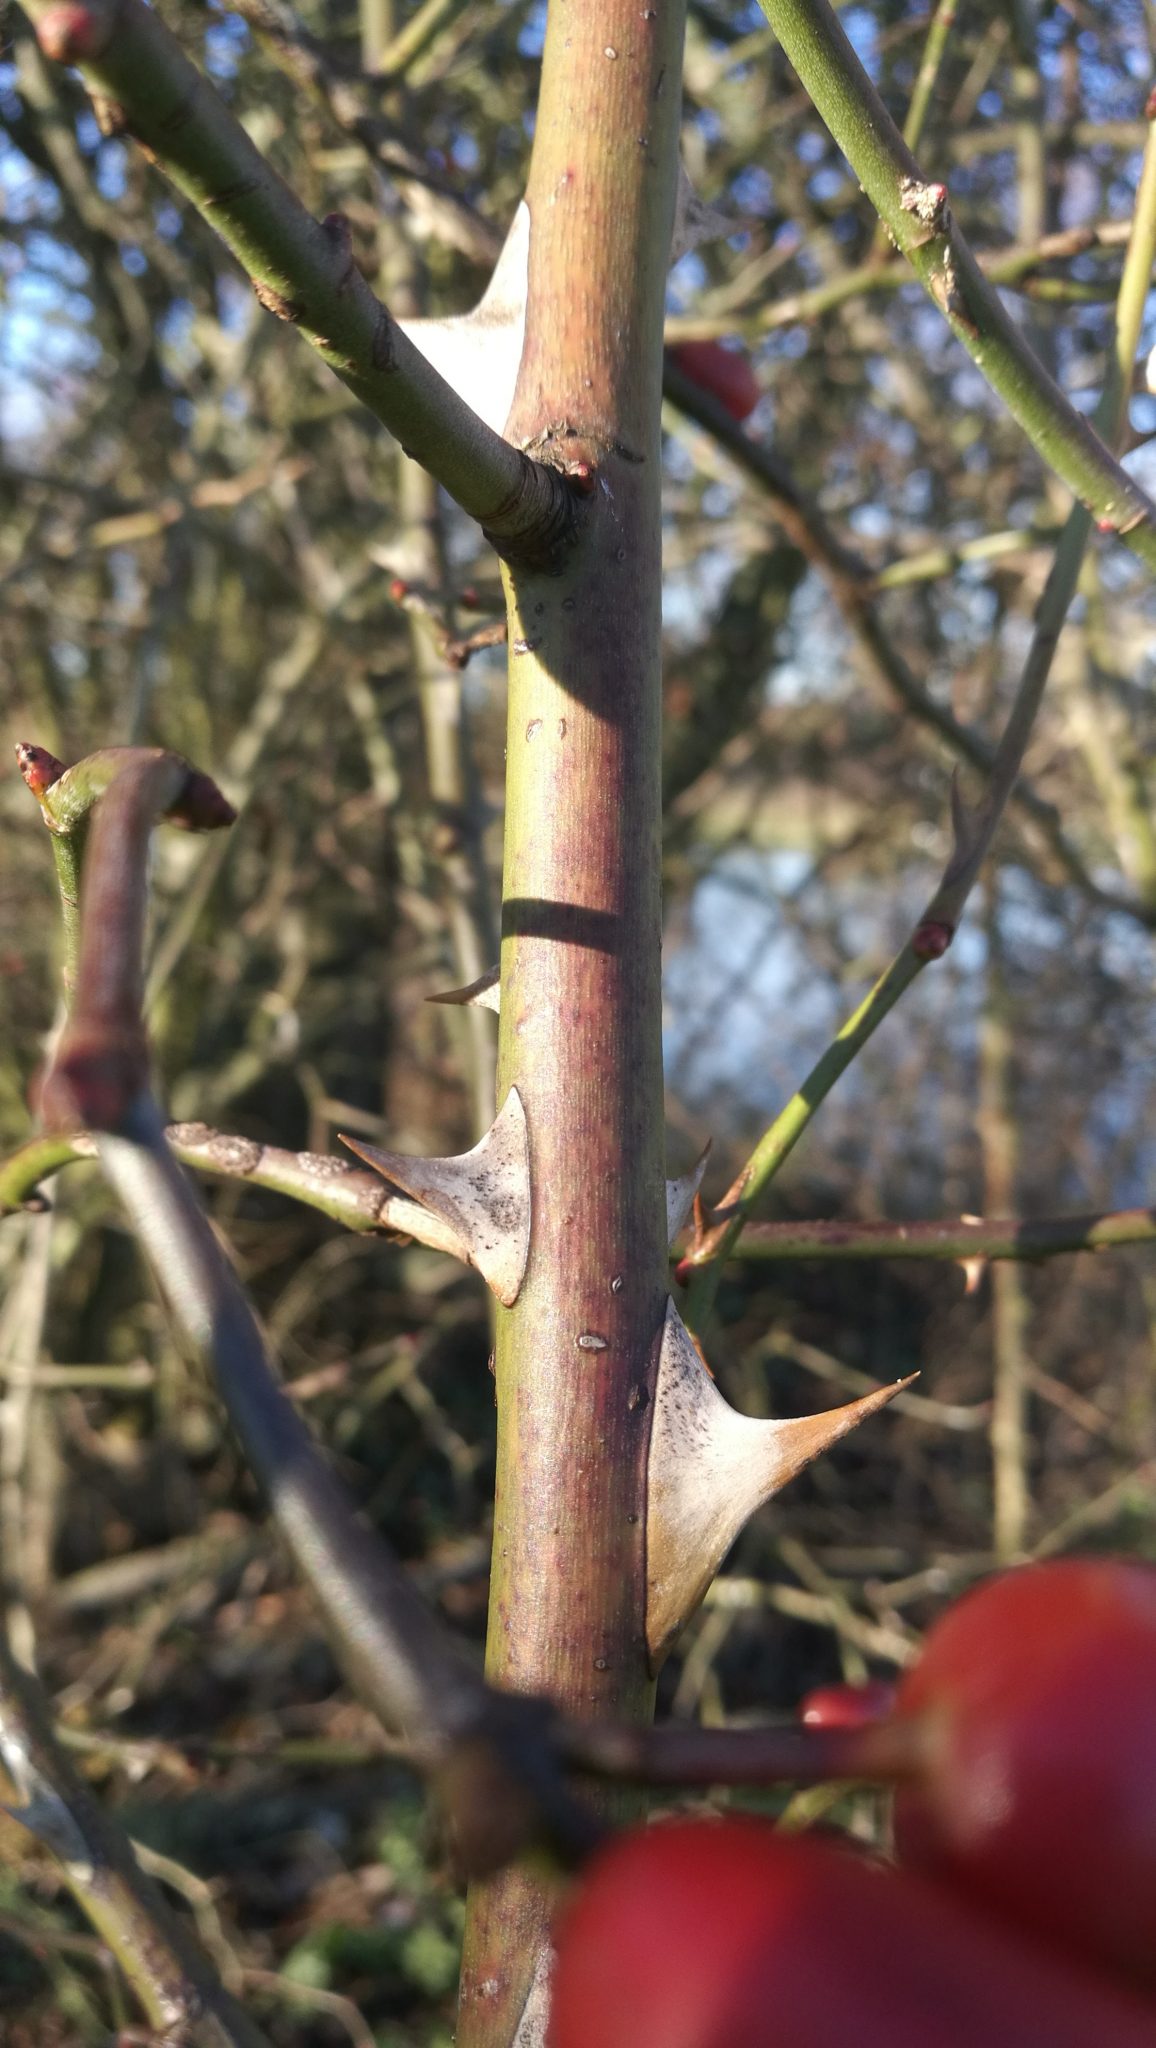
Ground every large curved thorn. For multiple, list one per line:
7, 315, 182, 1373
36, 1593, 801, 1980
646, 1300, 912, 1667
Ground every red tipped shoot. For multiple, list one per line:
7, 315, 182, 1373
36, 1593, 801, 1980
15, 742, 67, 799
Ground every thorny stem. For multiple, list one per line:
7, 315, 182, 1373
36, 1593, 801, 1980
15, 1129, 1152, 1278
682, 115, 1156, 1318
23, 0, 575, 569
757, 0, 1156, 567
460, 1, 686, 2036
0, 1634, 268, 2045
14, 747, 945, 1896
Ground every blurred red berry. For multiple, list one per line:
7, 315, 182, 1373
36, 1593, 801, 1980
668, 340, 760, 422
550, 1817, 1156, 2048
893, 1558, 1156, 1988
799, 1678, 897, 1730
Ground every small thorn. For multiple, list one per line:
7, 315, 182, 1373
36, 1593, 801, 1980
959, 1255, 986, 1295
427, 967, 500, 1014
666, 1143, 711, 1248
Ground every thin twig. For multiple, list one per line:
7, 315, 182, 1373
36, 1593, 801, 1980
0, 1121, 473, 1261
680, 122, 1156, 1316
723, 1206, 1156, 1266
661, 365, 1146, 925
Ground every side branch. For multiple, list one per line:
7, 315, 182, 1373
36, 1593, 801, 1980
720, 1208, 1156, 1268
0, 1121, 474, 1260
757, 0, 1156, 569
26, 0, 575, 568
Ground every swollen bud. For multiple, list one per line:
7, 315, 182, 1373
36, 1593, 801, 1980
15, 742, 68, 799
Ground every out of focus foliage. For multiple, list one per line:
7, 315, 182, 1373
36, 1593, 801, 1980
1, 0, 1155, 2038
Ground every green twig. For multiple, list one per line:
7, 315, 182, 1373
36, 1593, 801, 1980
24, 0, 573, 569
720, 1207, 1156, 1267
756, 0, 1156, 566
665, 219, 1138, 340
682, 942, 925, 1321
0, 1121, 473, 1260
899, 0, 957, 155
374, 0, 462, 80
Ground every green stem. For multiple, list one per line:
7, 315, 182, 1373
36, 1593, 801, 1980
665, 220, 1139, 340
0, 1122, 472, 1259
900, 0, 957, 154
24, 0, 573, 569
873, 525, 1059, 591
684, 943, 924, 1322
722, 1206, 1156, 1266
757, 0, 1156, 564
375, 0, 462, 79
